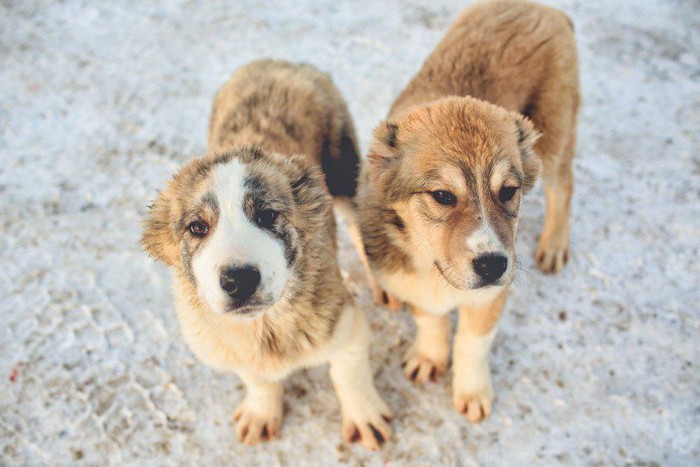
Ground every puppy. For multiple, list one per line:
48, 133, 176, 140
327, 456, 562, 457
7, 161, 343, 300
356, 0, 579, 421
142, 60, 392, 449
209, 59, 385, 309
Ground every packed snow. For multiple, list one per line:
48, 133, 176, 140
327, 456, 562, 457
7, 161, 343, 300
1, 0, 698, 464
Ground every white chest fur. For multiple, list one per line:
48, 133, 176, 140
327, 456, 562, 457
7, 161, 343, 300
174, 281, 358, 380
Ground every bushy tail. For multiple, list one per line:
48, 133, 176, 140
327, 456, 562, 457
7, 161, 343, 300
321, 131, 360, 198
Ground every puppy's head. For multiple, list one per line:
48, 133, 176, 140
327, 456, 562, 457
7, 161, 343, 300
367, 96, 540, 290
142, 147, 332, 317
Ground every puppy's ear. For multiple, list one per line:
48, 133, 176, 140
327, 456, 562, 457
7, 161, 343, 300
367, 121, 402, 185
141, 185, 179, 266
514, 116, 541, 193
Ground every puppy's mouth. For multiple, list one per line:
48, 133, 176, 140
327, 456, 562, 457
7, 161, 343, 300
434, 261, 467, 290
223, 295, 273, 316
434, 260, 510, 290
473, 280, 505, 289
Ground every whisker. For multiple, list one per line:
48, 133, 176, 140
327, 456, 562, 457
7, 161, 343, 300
511, 254, 530, 288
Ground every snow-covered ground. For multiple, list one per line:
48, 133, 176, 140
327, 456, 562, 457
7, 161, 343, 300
1, 0, 699, 464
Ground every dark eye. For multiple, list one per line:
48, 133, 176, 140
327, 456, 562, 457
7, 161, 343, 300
256, 209, 278, 229
188, 220, 209, 237
499, 186, 518, 203
431, 190, 457, 206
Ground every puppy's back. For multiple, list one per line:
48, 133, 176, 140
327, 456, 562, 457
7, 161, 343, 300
390, 0, 578, 118
209, 59, 360, 197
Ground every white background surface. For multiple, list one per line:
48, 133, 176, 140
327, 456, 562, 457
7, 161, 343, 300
1, 0, 698, 464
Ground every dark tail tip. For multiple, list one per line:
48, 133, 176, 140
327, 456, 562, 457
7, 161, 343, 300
321, 135, 360, 197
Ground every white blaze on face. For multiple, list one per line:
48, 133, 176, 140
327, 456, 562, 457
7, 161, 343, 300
191, 160, 290, 314
465, 222, 504, 256
466, 167, 507, 258
463, 166, 511, 286
464, 219, 510, 287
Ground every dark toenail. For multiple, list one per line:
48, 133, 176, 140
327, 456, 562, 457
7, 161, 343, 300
262, 425, 269, 440
351, 428, 360, 442
410, 367, 419, 381
382, 414, 392, 423
369, 423, 385, 444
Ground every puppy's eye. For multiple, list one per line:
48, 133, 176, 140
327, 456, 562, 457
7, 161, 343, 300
256, 209, 278, 229
188, 221, 209, 237
499, 186, 518, 203
431, 190, 457, 206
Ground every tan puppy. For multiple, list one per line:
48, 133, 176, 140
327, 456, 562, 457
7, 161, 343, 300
142, 60, 391, 449
356, 0, 579, 421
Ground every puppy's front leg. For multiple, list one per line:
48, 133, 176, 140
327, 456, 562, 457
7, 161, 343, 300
403, 305, 451, 383
234, 372, 284, 446
329, 309, 392, 450
453, 291, 506, 422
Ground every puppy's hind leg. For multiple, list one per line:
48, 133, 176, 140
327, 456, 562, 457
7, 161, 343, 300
536, 146, 574, 273
529, 89, 578, 274
234, 372, 284, 446
329, 308, 392, 450
335, 197, 402, 311
327, 119, 402, 312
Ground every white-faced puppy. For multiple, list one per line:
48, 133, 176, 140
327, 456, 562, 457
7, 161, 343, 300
356, 0, 579, 421
142, 61, 391, 450
209, 59, 387, 309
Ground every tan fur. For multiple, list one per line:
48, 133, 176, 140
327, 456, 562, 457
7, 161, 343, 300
142, 62, 391, 449
389, 0, 579, 274
361, 97, 540, 279
209, 59, 350, 159
453, 291, 507, 422
208, 59, 361, 198
355, 0, 579, 421
402, 306, 451, 383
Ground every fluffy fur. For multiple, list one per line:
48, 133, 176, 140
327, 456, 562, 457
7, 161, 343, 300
142, 61, 391, 449
355, 0, 579, 421
208, 59, 360, 198
390, 0, 579, 274
209, 59, 376, 305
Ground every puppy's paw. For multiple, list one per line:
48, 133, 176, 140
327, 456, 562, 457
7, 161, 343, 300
371, 281, 402, 311
233, 400, 282, 446
453, 384, 494, 423
341, 397, 393, 451
402, 346, 448, 384
535, 236, 569, 274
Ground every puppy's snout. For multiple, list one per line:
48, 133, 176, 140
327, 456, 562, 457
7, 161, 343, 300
219, 266, 261, 301
473, 253, 507, 284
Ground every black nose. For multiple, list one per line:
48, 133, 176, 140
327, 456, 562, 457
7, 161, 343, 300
473, 254, 508, 284
219, 266, 261, 301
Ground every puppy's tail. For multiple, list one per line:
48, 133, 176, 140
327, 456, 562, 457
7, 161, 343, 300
320, 112, 371, 279
320, 123, 360, 198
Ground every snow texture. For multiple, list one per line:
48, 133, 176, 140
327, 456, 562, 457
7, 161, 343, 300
1, 0, 699, 465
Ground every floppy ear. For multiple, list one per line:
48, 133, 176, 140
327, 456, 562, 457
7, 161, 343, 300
141, 185, 179, 267
366, 121, 402, 185
514, 115, 541, 193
